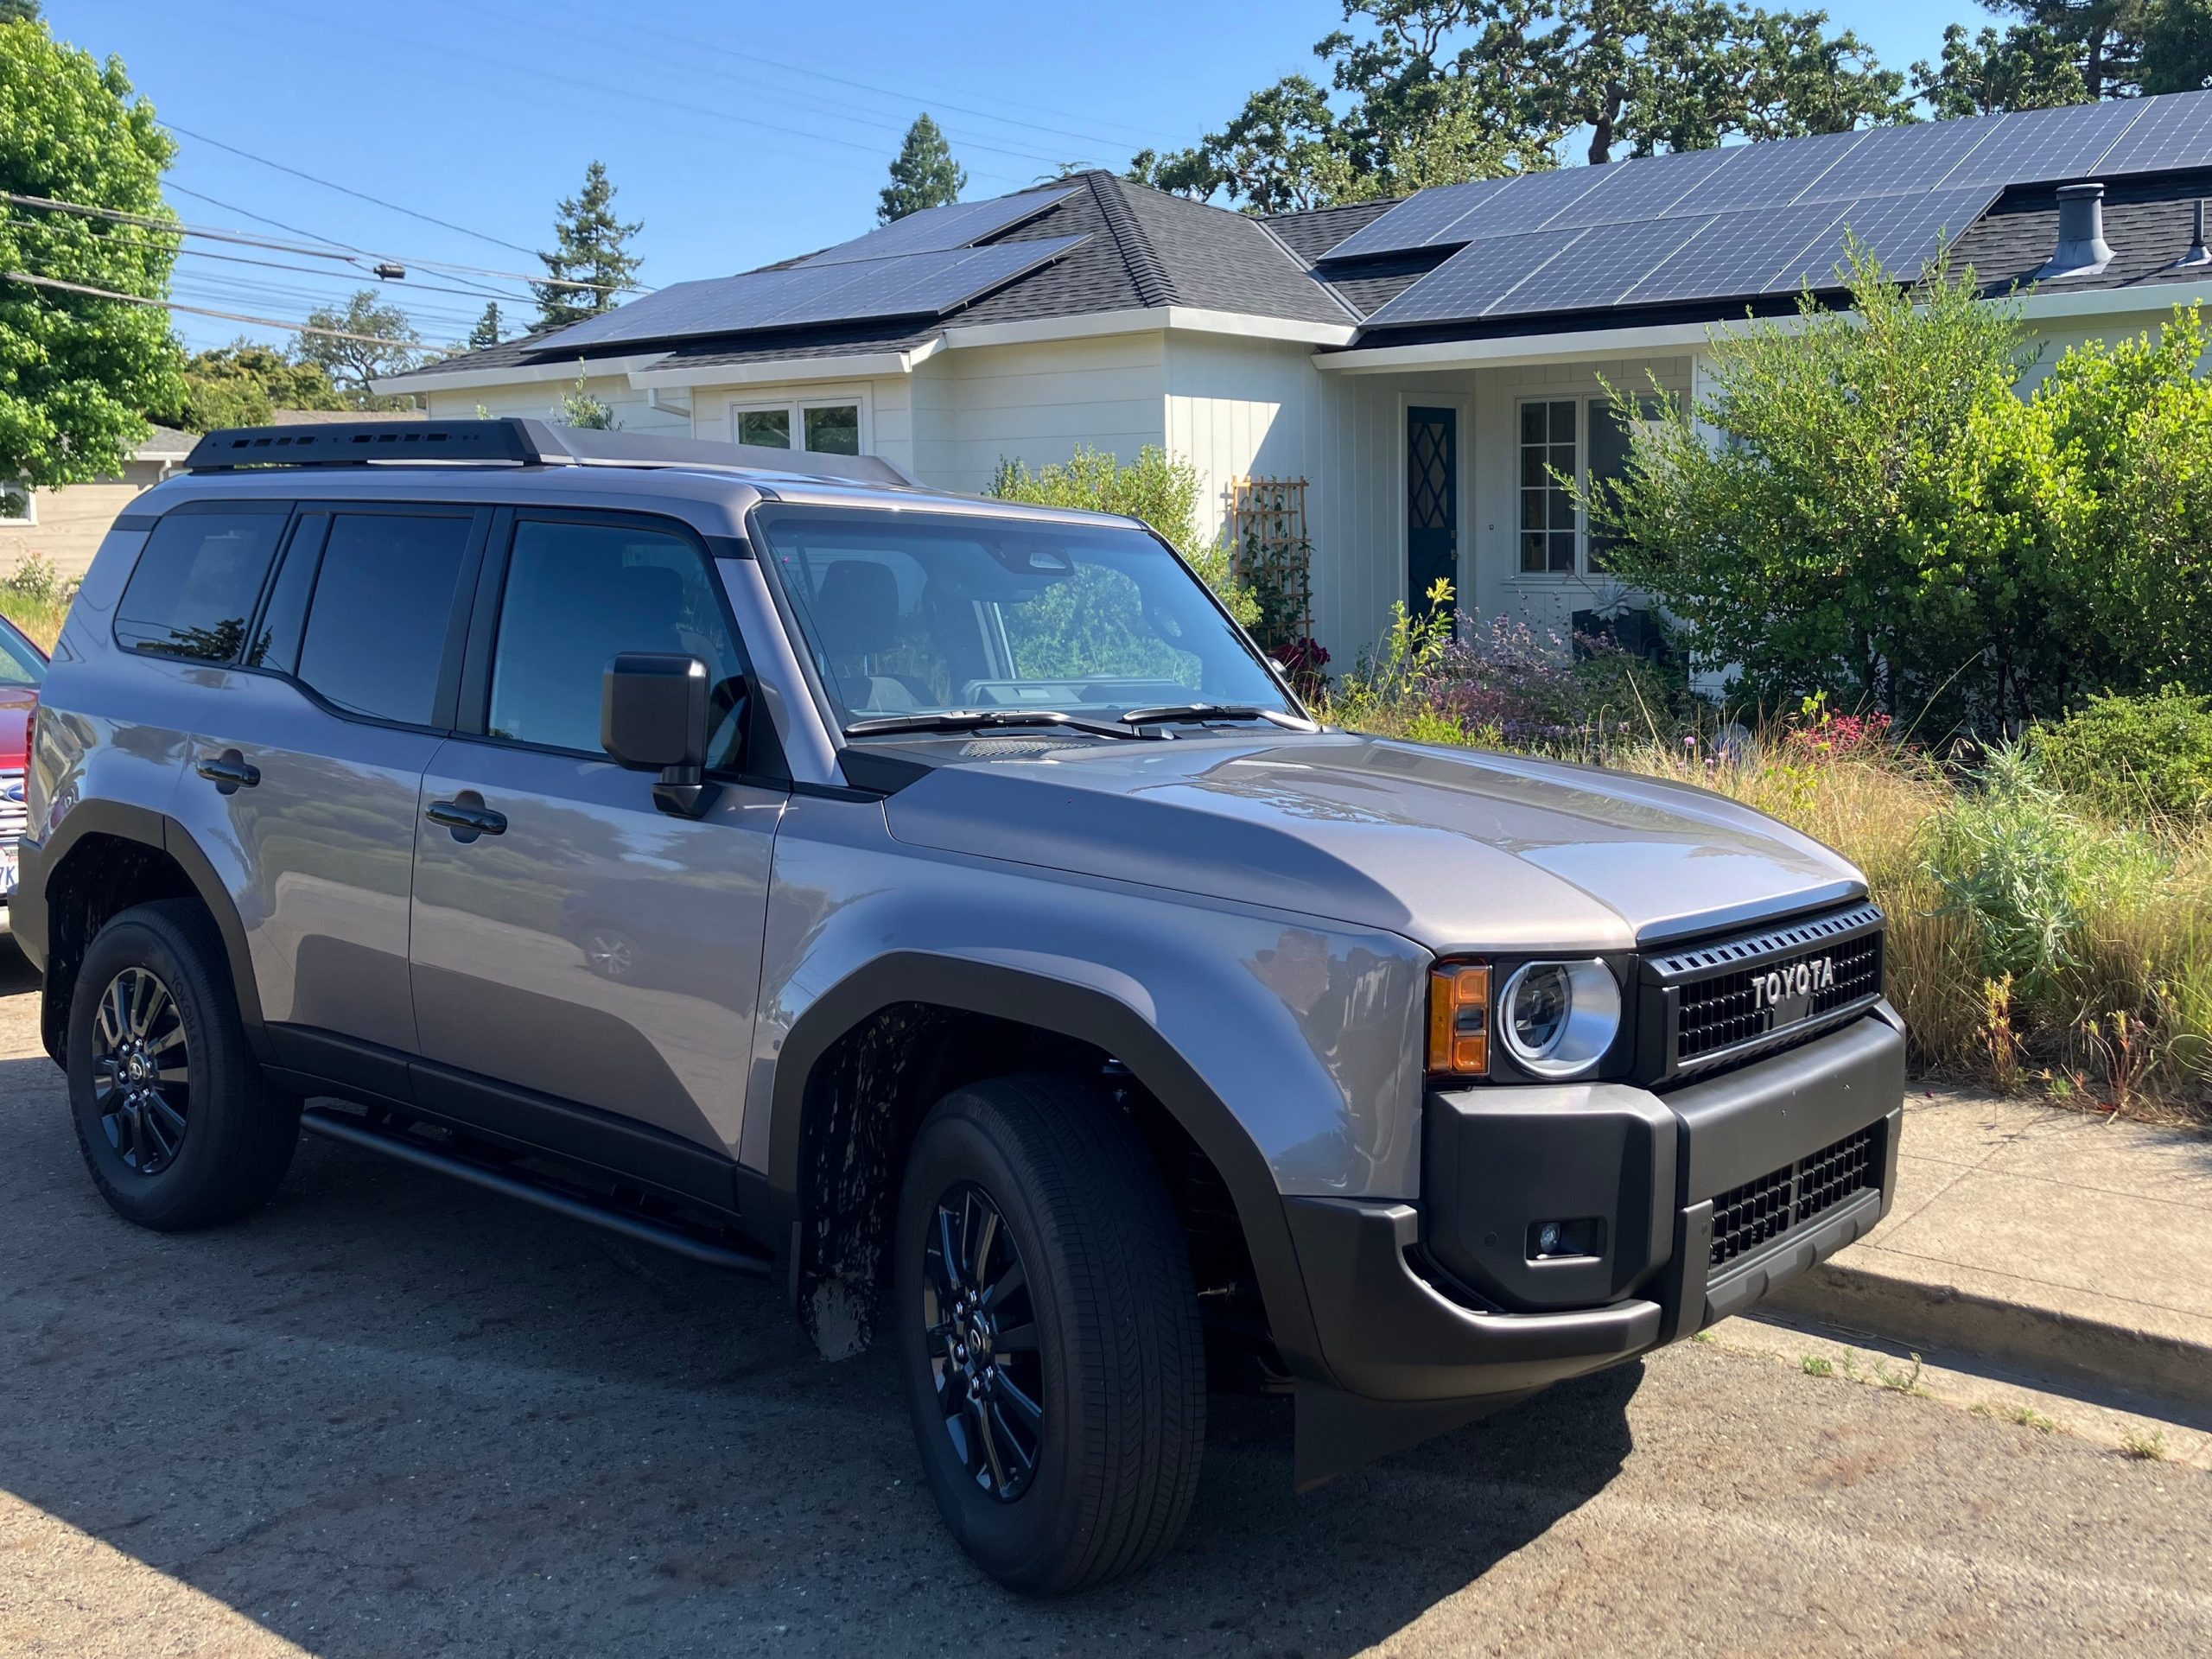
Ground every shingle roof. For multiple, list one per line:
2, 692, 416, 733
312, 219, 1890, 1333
1951, 174, 2212, 296
1261, 199, 1400, 264
378, 172, 1349, 389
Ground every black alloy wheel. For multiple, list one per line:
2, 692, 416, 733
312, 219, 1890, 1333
90, 965, 192, 1174
922, 1181, 1046, 1501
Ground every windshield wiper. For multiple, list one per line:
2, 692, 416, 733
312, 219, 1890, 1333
843, 709, 1161, 741
1119, 703, 1320, 733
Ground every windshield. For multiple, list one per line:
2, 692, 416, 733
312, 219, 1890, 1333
0, 620, 44, 689
750, 505, 1294, 730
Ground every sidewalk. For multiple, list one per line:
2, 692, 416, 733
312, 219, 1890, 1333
1769, 1085, 2212, 1412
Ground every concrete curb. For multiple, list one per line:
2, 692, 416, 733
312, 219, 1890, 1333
1764, 1260, 2212, 1415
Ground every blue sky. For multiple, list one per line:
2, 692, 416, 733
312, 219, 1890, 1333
50, 0, 1998, 353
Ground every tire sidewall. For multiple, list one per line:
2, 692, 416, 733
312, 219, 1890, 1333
894, 1103, 1084, 1590
67, 914, 231, 1228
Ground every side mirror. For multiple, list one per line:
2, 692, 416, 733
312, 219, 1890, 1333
602, 652, 721, 818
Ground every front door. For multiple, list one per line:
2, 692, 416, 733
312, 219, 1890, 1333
1407, 405, 1458, 618
407, 511, 783, 1158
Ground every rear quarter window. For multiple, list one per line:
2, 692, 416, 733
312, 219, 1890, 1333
114, 508, 289, 662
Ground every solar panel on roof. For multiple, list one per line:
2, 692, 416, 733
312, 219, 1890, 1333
540, 236, 1087, 351
1540, 145, 1739, 231
797, 188, 1076, 267
1621, 200, 1848, 304
2078, 90, 2212, 175
1793, 113, 2006, 202
1765, 185, 1999, 292
1947, 99, 2147, 188
1486, 213, 1715, 317
1358, 227, 1588, 326
1319, 177, 1512, 261
1451, 167, 1617, 238
1668, 129, 1866, 217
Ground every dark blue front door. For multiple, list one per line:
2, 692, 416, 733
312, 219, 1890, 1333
1407, 406, 1457, 618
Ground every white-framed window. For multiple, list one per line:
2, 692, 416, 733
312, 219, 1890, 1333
730, 394, 868, 457
1516, 394, 1668, 576
1, 481, 35, 527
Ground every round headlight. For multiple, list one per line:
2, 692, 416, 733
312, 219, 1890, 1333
1499, 959, 1621, 1078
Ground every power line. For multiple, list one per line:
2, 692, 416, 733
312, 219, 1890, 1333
162, 121, 544, 258
162, 181, 522, 305
3, 270, 460, 350
0, 191, 644, 294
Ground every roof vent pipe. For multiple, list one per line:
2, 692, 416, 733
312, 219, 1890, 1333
2038, 182, 2114, 281
2176, 199, 2211, 269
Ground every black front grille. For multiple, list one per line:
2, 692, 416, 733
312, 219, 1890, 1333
1652, 902, 1885, 1077
1707, 1123, 1881, 1276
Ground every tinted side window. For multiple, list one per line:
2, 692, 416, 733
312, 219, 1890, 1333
294, 512, 474, 726
115, 509, 288, 662
487, 518, 748, 766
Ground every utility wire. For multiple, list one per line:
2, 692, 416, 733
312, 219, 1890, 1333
0, 192, 644, 294
2, 270, 463, 350
162, 121, 544, 258
163, 181, 520, 304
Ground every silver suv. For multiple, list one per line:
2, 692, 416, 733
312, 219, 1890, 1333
15, 420, 1904, 1592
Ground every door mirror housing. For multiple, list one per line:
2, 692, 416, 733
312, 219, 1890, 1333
602, 652, 722, 818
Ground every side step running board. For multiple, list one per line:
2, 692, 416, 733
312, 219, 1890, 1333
301, 1106, 774, 1275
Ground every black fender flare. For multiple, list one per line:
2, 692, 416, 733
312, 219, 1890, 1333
760, 950, 1331, 1384
25, 799, 270, 1062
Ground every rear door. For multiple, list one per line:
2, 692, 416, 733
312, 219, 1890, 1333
156, 501, 486, 1077
407, 508, 785, 1158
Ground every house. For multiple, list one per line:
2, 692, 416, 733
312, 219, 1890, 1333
376, 92, 2212, 668
2, 408, 425, 584
3, 424, 194, 582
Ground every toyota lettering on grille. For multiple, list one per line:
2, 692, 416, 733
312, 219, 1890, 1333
1751, 956, 1835, 1024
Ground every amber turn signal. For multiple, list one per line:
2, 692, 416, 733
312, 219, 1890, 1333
1427, 962, 1491, 1077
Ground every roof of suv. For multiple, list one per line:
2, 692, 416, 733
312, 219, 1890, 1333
152, 419, 1141, 535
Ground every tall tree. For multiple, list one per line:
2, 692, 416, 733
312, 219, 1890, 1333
1989, 0, 2147, 99
1140, 1, 1912, 213
293, 289, 421, 404
467, 302, 505, 351
174, 339, 346, 430
0, 1, 42, 22
0, 14, 183, 488
2142, 0, 2212, 92
533, 160, 642, 330
1912, 22, 2089, 116
880, 114, 967, 223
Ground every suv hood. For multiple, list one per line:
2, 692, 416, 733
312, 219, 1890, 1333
880, 732, 1864, 952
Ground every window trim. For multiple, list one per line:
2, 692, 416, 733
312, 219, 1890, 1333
455, 503, 790, 787
226, 501, 491, 736
728, 390, 871, 458
1512, 392, 1669, 582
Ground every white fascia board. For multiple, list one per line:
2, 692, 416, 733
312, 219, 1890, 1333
626, 338, 946, 390
943, 306, 1356, 351
2014, 280, 2212, 322
368, 351, 671, 396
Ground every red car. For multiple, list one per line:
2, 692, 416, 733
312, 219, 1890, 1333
0, 613, 45, 909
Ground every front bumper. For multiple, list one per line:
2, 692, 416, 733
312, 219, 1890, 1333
1285, 1008, 1905, 1407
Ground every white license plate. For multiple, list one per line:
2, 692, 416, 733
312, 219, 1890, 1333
0, 843, 16, 898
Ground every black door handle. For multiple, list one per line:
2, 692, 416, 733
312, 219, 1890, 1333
425, 797, 506, 840
195, 751, 260, 793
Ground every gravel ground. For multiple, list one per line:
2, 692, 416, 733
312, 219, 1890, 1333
2, 930, 2207, 1658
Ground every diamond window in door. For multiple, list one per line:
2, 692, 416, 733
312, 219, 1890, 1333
1519, 399, 1578, 573
1406, 406, 1458, 613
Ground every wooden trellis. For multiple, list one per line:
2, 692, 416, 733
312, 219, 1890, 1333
1229, 475, 1313, 650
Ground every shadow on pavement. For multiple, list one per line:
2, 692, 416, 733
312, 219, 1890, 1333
0, 1036, 1638, 1654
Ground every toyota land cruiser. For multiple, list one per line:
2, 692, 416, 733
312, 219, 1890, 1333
13, 420, 1904, 1593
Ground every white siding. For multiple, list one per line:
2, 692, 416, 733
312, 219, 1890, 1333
423, 372, 692, 437
690, 378, 915, 476
908, 334, 1167, 497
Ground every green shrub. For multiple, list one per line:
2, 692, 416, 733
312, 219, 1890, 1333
2027, 688, 2212, 826
990, 445, 1261, 630
1585, 243, 2212, 735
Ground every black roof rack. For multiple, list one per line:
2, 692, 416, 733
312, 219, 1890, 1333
181, 417, 914, 486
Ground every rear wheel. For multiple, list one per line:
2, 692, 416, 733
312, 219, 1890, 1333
67, 900, 299, 1230
894, 1074, 1205, 1594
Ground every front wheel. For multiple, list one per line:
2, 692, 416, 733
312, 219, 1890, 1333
894, 1075, 1205, 1594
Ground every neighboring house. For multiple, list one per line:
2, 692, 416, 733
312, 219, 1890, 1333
3, 425, 194, 582
376, 92, 2212, 667
1, 409, 425, 584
